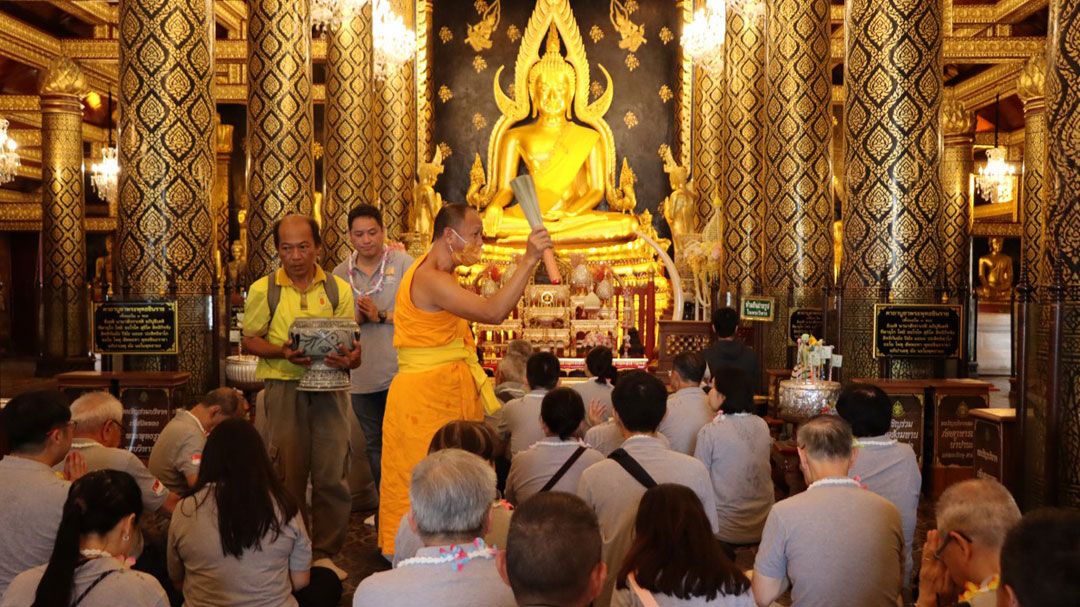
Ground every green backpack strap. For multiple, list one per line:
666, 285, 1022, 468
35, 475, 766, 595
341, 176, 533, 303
266, 272, 281, 327
323, 272, 339, 312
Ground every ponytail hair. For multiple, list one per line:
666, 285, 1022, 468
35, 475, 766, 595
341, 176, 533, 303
32, 470, 143, 607
585, 346, 617, 385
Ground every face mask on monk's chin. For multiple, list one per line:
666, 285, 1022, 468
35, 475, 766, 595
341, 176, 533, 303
449, 229, 483, 266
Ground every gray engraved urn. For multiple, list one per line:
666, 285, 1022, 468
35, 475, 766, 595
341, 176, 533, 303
288, 317, 361, 391
777, 380, 842, 423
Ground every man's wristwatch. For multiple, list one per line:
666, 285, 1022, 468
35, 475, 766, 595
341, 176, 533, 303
377, 310, 387, 324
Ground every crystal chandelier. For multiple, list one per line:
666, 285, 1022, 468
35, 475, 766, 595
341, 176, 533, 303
311, 0, 371, 33
682, 0, 726, 73
974, 94, 1017, 204
90, 90, 118, 205
0, 118, 19, 185
372, 0, 414, 81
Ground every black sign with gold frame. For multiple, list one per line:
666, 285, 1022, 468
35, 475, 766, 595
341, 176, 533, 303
92, 301, 178, 355
788, 308, 824, 344
873, 304, 963, 359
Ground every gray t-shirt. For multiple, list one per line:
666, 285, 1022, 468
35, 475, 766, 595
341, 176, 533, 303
754, 481, 903, 607
578, 435, 718, 606
505, 439, 605, 505
1, 557, 168, 607
354, 544, 516, 607
332, 248, 413, 394
657, 388, 712, 455
850, 435, 921, 583
693, 414, 774, 544
571, 379, 614, 427
391, 501, 513, 567
168, 487, 311, 607
148, 410, 205, 495
57, 439, 169, 513
0, 456, 70, 598
585, 422, 670, 457
497, 389, 548, 457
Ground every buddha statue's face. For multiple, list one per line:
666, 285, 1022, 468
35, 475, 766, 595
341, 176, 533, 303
531, 69, 574, 119
230, 241, 242, 259
990, 237, 1004, 253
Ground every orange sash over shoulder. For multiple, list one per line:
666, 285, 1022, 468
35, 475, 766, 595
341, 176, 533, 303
378, 254, 495, 554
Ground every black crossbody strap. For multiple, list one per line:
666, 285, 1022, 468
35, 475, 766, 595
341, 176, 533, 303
540, 446, 588, 492
72, 569, 118, 607
608, 448, 658, 489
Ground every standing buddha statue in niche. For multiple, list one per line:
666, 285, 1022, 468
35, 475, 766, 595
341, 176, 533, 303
977, 237, 1014, 301
477, 25, 638, 244
410, 147, 445, 243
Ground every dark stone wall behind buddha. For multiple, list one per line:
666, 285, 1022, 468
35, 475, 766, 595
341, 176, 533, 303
431, 0, 681, 237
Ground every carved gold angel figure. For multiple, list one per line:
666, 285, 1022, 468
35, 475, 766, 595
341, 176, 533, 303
465, 0, 500, 52
610, 0, 646, 52
474, 24, 639, 244
411, 147, 446, 243
466, 153, 488, 210
659, 146, 697, 241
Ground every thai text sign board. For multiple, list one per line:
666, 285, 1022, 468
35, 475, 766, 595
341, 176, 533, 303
887, 393, 925, 466
934, 394, 984, 467
788, 308, 824, 344
873, 304, 962, 359
92, 301, 178, 355
740, 297, 775, 322
973, 418, 1004, 482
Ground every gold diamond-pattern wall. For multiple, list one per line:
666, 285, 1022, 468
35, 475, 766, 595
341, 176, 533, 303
372, 2, 416, 240
118, 0, 215, 394
1038, 0, 1080, 507
247, 0, 314, 280
841, 0, 944, 381
40, 78, 86, 360
691, 62, 724, 232
325, 8, 375, 268
1018, 55, 1050, 286
940, 88, 973, 292
721, 8, 766, 296
763, 0, 833, 370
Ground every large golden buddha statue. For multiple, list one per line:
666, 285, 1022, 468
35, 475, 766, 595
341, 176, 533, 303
470, 21, 640, 246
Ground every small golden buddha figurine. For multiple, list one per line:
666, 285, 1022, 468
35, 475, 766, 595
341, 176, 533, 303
93, 235, 115, 296
237, 207, 249, 262
660, 146, 697, 242
410, 148, 445, 243
475, 24, 639, 244
226, 240, 247, 290
977, 237, 1014, 301
466, 153, 488, 210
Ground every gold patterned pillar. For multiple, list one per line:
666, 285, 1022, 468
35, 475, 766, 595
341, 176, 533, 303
324, 7, 374, 267
1018, 56, 1049, 285
763, 0, 833, 370
247, 0, 314, 279
214, 118, 234, 276
721, 5, 766, 296
940, 88, 974, 293
1030, 0, 1080, 507
691, 63, 724, 232
118, 0, 216, 393
371, 1, 416, 240
39, 57, 87, 362
840, 0, 944, 381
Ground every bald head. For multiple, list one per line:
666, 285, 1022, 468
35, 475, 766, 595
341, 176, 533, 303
274, 214, 321, 248
431, 204, 477, 243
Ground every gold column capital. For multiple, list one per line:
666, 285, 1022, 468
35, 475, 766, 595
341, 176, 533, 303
941, 88, 975, 139
39, 56, 87, 99
1018, 54, 1046, 108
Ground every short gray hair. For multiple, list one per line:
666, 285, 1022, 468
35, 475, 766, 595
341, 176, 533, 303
409, 449, 496, 539
497, 354, 527, 385
936, 478, 1021, 550
507, 340, 534, 359
797, 414, 853, 461
70, 391, 123, 433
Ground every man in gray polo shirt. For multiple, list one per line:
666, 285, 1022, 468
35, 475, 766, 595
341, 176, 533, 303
63, 391, 176, 514
577, 371, 717, 606
753, 415, 903, 607
497, 351, 560, 458
148, 388, 247, 494
352, 449, 515, 607
657, 351, 711, 454
333, 203, 413, 493
0, 390, 83, 597
836, 383, 922, 586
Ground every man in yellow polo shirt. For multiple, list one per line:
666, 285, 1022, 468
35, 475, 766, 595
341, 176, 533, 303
241, 214, 361, 579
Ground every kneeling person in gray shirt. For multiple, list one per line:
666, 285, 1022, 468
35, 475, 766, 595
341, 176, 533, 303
753, 415, 903, 607
148, 388, 247, 495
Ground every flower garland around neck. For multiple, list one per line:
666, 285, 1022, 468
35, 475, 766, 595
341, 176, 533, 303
79, 548, 135, 568
712, 411, 753, 423
958, 575, 999, 603
349, 248, 389, 297
395, 538, 497, 572
806, 477, 861, 491
854, 437, 897, 448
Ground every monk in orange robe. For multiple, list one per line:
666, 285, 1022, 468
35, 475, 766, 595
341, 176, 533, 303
379, 204, 551, 555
